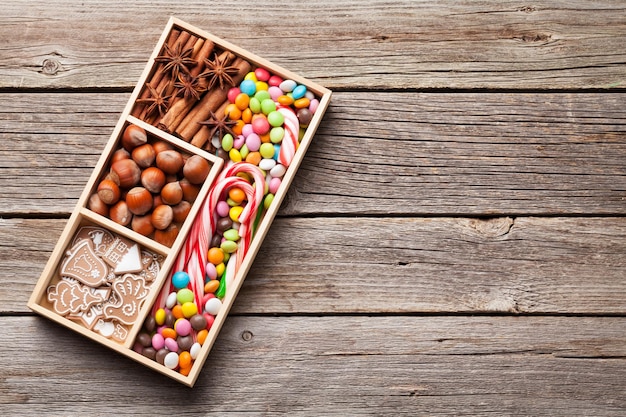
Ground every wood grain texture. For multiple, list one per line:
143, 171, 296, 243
1, 315, 624, 415
0, 1, 625, 89
5, 216, 625, 315
2, 92, 625, 216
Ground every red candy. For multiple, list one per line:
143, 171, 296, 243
268, 75, 283, 87
254, 67, 270, 82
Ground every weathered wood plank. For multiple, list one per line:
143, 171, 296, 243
5, 216, 625, 315
1, 1, 625, 89
1, 92, 625, 216
1, 315, 624, 415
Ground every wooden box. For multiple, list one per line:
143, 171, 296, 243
28, 17, 331, 387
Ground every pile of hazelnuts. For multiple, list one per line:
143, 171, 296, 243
88, 123, 211, 247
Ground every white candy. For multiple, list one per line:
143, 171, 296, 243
190, 342, 202, 360
165, 291, 178, 309
259, 158, 276, 171
270, 163, 286, 178
279, 79, 297, 93
164, 351, 179, 369
205, 297, 222, 315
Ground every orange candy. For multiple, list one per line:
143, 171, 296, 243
179, 351, 192, 369
171, 304, 185, 319
232, 119, 245, 136
204, 279, 220, 294
228, 187, 246, 204
225, 103, 242, 120
234, 93, 250, 111
294, 97, 310, 109
197, 329, 208, 345
277, 95, 294, 106
179, 365, 192, 376
162, 327, 177, 339
208, 247, 225, 265
245, 151, 262, 166
241, 108, 253, 124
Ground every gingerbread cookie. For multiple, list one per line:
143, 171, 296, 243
47, 278, 109, 316
67, 304, 104, 329
59, 240, 109, 287
103, 274, 150, 325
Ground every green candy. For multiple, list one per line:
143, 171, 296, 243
221, 134, 234, 152
270, 127, 284, 143
249, 97, 261, 113
261, 98, 276, 115
239, 143, 249, 159
259, 143, 275, 159
255, 90, 271, 103
223, 228, 240, 242
267, 110, 284, 127
220, 240, 238, 254
176, 288, 194, 304
216, 272, 227, 299
264, 193, 275, 210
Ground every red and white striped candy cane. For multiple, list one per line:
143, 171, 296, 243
277, 106, 300, 168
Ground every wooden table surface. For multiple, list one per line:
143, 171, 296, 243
1, 1, 625, 415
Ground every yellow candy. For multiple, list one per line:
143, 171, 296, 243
181, 301, 198, 318
229, 205, 244, 222
229, 148, 242, 163
244, 72, 257, 82
255, 81, 268, 91
216, 262, 225, 277
155, 308, 166, 326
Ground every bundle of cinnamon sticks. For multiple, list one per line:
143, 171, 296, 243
132, 29, 252, 151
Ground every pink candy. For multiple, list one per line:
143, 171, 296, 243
175, 318, 192, 336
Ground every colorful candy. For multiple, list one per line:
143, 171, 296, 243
136, 66, 320, 376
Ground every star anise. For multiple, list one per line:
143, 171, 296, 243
197, 111, 238, 139
174, 73, 205, 101
199, 52, 239, 91
136, 84, 172, 119
154, 42, 197, 82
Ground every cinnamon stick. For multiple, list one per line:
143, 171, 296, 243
176, 57, 251, 141
131, 29, 181, 118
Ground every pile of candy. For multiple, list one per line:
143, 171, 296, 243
133, 67, 319, 374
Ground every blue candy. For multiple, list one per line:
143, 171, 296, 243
291, 84, 307, 100
172, 271, 190, 289
239, 79, 257, 96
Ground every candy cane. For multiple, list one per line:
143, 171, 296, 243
277, 106, 299, 167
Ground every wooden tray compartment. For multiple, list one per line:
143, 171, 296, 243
28, 116, 223, 350
29, 16, 331, 387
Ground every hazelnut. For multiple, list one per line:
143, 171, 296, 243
183, 155, 210, 184
151, 204, 174, 230
131, 214, 155, 237
179, 178, 200, 203
156, 150, 184, 175
172, 201, 192, 223
88, 193, 109, 217
132, 143, 156, 168
126, 187, 153, 215
161, 181, 183, 205
121, 124, 147, 151
111, 159, 141, 189
141, 166, 166, 194
97, 179, 121, 205
154, 223, 179, 247
109, 200, 132, 226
